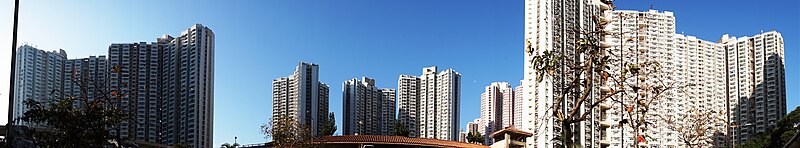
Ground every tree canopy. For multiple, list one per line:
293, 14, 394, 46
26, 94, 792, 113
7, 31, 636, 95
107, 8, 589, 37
466, 132, 485, 144
20, 65, 130, 147
319, 112, 337, 136
737, 106, 800, 147
393, 121, 410, 137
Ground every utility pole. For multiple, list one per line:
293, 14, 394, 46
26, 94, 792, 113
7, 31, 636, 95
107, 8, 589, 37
8, 0, 20, 147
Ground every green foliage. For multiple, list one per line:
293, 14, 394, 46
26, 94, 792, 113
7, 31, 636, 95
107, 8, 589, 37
319, 112, 337, 136
737, 106, 800, 147
466, 132, 485, 144
21, 65, 129, 147
393, 121, 410, 137
220, 142, 240, 148
22, 98, 127, 147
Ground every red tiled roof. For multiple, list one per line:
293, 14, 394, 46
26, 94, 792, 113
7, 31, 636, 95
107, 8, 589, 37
312, 135, 488, 148
489, 126, 533, 138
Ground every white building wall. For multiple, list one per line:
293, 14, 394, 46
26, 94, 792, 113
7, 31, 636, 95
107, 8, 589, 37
480, 82, 514, 145
397, 75, 421, 137
415, 66, 461, 141
522, 0, 606, 147
720, 31, 785, 144
271, 62, 329, 138
602, 9, 786, 147
13, 45, 66, 126
603, 10, 682, 148
342, 77, 395, 136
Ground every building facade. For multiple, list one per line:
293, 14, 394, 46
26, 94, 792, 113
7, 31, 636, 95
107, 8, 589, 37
467, 118, 480, 134
601, 9, 787, 147
418, 66, 461, 141
720, 31, 786, 144
342, 77, 396, 136
674, 34, 728, 147
398, 66, 461, 141
12, 24, 215, 147
604, 10, 677, 147
380, 88, 397, 135
12, 45, 67, 126
108, 41, 164, 144
108, 24, 215, 147
522, 0, 611, 147
63, 56, 109, 110
602, 9, 728, 147
479, 82, 515, 145
513, 83, 523, 130
397, 74, 421, 137
272, 62, 330, 136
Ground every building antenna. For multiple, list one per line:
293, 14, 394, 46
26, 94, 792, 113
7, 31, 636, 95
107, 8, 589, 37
650, 4, 654, 10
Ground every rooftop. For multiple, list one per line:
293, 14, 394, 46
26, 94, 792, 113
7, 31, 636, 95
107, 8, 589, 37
312, 135, 487, 148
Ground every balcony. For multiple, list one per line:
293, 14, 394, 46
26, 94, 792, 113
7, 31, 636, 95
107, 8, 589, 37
600, 140, 611, 147
600, 103, 612, 111
600, 121, 611, 129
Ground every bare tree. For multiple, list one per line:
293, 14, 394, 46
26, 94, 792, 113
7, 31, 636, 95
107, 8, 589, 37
662, 109, 725, 148
528, 17, 621, 148
261, 115, 313, 147
527, 2, 699, 147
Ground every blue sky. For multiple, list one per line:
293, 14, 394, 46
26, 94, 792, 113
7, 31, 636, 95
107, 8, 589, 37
0, 0, 797, 147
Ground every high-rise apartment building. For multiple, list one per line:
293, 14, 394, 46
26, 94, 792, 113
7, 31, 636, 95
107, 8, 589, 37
272, 62, 330, 136
460, 118, 481, 143
601, 9, 787, 147
342, 77, 396, 135
63, 56, 109, 109
458, 130, 468, 143
604, 10, 675, 147
522, 0, 611, 147
720, 31, 785, 144
479, 82, 514, 145
513, 83, 523, 130
398, 66, 461, 141
12, 24, 215, 147
108, 24, 215, 147
675, 34, 728, 146
418, 66, 460, 141
397, 75, 421, 137
603, 10, 728, 147
108, 41, 164, 143
160, 24, 215, 148
467, 118, 481, 134
12, 45, 67, 126
380, 88, 397, 135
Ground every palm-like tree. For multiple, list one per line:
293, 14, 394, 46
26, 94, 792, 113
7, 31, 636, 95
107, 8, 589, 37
220, 143, 240, 148
220, 137, 240, 148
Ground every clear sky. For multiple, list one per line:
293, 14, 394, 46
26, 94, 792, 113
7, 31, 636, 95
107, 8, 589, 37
0, 0, 797, 147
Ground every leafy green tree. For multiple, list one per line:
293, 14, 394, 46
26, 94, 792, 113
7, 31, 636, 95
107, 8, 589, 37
466, 132, 485, 144
21, 65, 130, 147
737, 106, 800, 147
393, 121, 410, 137
220, 143, 240, 148
319, 112, 337, 136
220, 136, 240, 148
